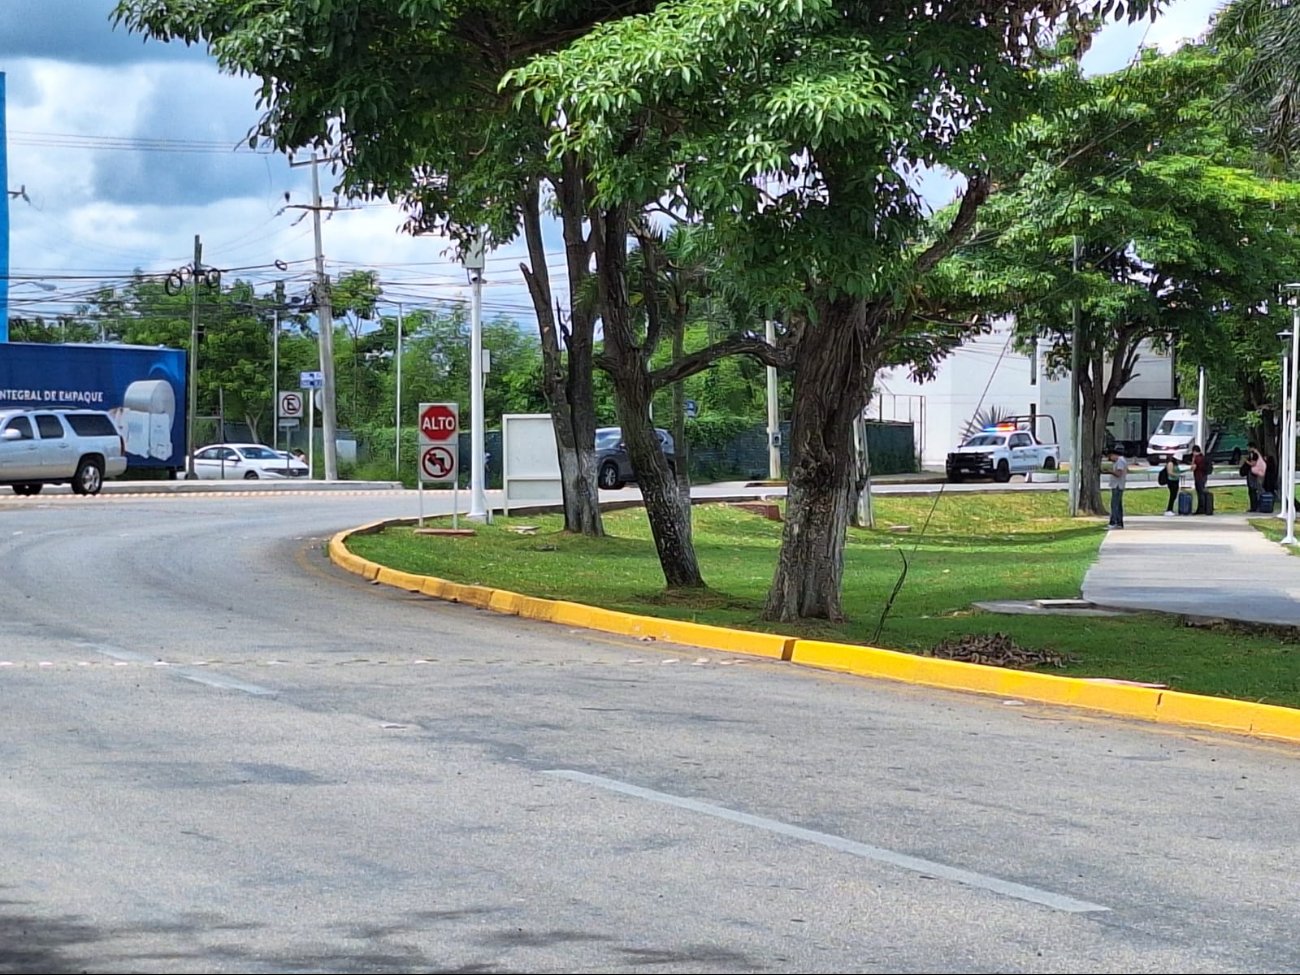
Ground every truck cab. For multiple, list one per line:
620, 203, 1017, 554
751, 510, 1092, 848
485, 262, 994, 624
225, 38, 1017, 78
946, 416, 1060, 483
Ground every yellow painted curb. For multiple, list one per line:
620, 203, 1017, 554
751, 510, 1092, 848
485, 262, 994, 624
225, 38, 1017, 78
327, 522, 1300, 745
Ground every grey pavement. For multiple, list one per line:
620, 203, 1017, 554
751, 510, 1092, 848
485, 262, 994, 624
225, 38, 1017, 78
29, 474, 1300, 630
1083, 512, 1300, 627
7, 493, 1300, 972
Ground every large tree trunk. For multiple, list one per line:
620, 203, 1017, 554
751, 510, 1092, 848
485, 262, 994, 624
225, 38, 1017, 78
595, 205, 704, 589
1078, 362, 1107, 517
520, 172, 603, 535
670, 312, 693, 542
763, 297, 871, 622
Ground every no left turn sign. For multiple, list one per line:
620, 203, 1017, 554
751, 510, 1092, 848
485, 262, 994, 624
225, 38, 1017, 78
420, 445, 458, 483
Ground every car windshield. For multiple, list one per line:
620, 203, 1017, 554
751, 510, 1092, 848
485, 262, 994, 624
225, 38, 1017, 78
1155, 420, 1196, 437
239, 446, 280, 459
962, 434, 1005, 447
595, 429, 622, 448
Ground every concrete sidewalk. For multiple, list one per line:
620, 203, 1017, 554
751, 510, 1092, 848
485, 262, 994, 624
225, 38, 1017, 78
1082, 513, 1300, 627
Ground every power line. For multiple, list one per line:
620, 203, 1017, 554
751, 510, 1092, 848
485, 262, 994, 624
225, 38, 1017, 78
8, 129, 273, 155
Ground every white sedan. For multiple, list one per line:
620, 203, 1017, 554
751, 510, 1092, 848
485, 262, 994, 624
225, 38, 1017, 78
192, 443, 310, 479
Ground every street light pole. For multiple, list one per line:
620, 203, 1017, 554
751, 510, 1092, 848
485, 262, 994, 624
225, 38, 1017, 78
1280, 347, 1290, 522
1195, 366, 1206, 457
187, 235, 202, 478
465, 234, 488, 521
1068, 235, 1082, 517
271, 307, 279, 454
766, 318, 780, 480
1284, 295, 1300, 545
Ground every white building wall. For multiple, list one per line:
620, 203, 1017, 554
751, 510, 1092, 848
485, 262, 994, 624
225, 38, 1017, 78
871, 324, 1039, 468
871, 324, 1176, 469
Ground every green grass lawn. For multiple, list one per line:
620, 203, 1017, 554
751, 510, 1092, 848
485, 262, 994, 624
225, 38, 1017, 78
1250, 516, 1300, 555
349, 484, 1300, 708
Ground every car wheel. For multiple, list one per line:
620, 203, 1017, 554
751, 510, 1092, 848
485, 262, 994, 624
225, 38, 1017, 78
12, 483, 42, 496
1042, 456, 1057, 470
243, 470, 260, 480
598, 462, 622, 490
994, 460, 1011, 483
71, 457, 104, 496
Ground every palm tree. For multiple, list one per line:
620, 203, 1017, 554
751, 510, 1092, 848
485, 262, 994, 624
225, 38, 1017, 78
1212, 0, 1300, 162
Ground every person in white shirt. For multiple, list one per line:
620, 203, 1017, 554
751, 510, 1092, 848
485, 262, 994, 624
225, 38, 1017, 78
1107, 448, 1128, 529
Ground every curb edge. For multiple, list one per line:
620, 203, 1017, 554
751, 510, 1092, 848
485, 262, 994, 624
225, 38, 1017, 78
327, 521, 1300, 746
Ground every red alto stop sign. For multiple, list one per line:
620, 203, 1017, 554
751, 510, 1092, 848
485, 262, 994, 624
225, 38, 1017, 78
419, 403, 458, 442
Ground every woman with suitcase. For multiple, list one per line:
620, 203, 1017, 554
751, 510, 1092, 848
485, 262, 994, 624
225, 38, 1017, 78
1191, 445, 1211, 515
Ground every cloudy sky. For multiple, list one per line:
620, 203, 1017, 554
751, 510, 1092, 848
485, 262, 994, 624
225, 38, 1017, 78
1, 0, 1222, 329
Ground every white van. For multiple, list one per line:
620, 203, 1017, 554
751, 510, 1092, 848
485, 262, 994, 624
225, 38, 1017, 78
1147, 409, 1200, 463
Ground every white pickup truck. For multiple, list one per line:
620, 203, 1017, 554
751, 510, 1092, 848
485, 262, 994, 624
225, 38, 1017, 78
945, 417, 1060, 483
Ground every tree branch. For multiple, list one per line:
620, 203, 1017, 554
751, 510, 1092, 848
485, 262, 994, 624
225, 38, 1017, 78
650, 336, 790, 390
912, 173, 992, 277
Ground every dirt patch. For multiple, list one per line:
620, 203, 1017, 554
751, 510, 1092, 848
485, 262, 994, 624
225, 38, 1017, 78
636, 588, 751, 611
929, 632, 1070, 669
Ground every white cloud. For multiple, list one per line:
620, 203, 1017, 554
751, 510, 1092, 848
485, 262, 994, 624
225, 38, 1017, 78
2, 0, 1219, 328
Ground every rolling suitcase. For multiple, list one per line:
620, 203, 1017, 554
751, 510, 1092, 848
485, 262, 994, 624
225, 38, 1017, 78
1178, 491, 1193, 516
1259, 492, 1275, 514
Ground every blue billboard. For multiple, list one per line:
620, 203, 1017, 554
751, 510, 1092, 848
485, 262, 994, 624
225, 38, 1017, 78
0, 342, 188, 469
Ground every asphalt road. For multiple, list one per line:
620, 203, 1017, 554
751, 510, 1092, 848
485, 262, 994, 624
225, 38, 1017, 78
2, 491, 1299, 974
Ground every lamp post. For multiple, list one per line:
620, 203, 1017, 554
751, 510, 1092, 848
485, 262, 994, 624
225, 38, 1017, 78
1281, 287, 1300, 545
1280, 338, 1290, 522
465, 234, 488, 521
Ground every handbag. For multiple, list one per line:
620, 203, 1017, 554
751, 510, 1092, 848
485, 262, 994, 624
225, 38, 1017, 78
1158, 467, 1168, 486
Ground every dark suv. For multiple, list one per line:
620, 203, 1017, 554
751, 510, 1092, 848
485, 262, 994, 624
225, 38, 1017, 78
595, 426, 677, 489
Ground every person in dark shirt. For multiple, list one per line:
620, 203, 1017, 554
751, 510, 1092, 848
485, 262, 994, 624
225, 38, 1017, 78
1191, 445, 1210, 515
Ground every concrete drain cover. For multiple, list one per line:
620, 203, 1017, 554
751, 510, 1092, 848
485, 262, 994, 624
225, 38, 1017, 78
1033, 599, 1095, 610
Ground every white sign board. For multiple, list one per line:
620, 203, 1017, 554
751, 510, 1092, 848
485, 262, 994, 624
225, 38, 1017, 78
279, 390, 304, 418
417, 402, 459, 484
502, 413, 563, 514
300, 370, 324, 390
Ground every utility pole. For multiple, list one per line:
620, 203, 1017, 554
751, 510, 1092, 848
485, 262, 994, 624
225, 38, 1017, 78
309, 157, 339, 480
1068, 235, 1082, 517
766, 318, 781, 480
395, 301, 404, 477
272, 280, 284, 454
286, 154, 341, 480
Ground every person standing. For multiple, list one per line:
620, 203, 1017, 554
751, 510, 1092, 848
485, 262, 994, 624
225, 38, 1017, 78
1107, 447, 1128, 529
1247, 447, 1267, 511
1161, 455, 1182, 516
1191, 445, 1210, 515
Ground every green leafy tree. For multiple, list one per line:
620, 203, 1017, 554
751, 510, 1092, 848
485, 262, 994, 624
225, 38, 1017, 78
950, 46, 1300, 514
114, 0, 621, 536
507, 0, 1153, 618
1212, 0, 1300, 163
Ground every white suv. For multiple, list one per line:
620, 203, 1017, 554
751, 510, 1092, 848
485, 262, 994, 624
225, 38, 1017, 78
0, 408, 129, 496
